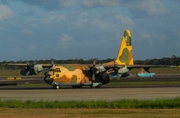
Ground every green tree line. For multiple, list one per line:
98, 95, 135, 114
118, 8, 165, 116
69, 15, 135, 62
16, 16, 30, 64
0, 55, 179, 70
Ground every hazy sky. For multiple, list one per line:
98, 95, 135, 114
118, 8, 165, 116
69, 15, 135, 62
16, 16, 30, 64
0, 0, 180, 61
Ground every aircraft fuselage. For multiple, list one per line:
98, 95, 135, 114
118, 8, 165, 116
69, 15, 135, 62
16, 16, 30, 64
44, 65, 110, 88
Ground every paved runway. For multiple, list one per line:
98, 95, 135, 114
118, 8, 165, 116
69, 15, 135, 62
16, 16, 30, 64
0, 86, 180, 101
0, 74, 180, 101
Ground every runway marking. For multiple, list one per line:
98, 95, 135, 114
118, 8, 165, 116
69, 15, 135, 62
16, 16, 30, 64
7, 78, 14, 80
7, 77, 22, 80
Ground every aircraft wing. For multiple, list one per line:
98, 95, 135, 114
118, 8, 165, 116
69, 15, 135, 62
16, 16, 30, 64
4, 63, 52, 68
102, 64, 177, 78
3, 58, 55, 68
3, 62, 54, 76
4, 63, 28, 66
103, 64, 177, 70
126, 65, 177, 68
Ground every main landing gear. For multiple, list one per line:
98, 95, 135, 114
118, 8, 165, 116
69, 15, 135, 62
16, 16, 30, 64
51, 82, 102, 89
53, 84, 59, 89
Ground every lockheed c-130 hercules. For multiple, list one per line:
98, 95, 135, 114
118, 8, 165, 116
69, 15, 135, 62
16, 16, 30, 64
4, 30, 176, 89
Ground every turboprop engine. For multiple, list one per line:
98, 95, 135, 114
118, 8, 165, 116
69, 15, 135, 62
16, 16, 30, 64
108, 66, 130, 79
118, 66, 129, 74
20, 60, 44, 76
95, 65, 106, 74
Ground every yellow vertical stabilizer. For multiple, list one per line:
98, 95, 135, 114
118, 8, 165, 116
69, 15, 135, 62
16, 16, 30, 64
115, 30, 134, 65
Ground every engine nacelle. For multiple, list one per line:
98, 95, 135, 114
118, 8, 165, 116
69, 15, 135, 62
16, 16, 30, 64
20, 69, 37, 75
118, 66, 129, 74
95, 66, 106, 74
34, 64, 43, 72
107, 66, 130, 79
20, 64, 44, 76
109, 73, 121, 79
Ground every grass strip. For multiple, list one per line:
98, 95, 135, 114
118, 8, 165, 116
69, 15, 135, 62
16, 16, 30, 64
1, 98, 180, 109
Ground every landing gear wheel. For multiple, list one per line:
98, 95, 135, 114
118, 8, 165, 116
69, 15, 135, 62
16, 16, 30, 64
53, 85, 59, 89
90, 82, 102, 88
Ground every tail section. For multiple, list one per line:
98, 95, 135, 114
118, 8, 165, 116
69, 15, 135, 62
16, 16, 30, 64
115, 30, 134, 65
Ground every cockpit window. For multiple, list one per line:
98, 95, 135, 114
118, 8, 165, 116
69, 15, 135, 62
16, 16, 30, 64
50, 69, 55, 72
55, 68, 61, 72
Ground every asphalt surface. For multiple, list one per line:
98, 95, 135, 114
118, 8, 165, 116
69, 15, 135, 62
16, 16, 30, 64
0, 86, 180, 101
0, 74, 180, 101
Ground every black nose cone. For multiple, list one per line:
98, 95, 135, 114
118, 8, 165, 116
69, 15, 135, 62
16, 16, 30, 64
44, 75, 53, 84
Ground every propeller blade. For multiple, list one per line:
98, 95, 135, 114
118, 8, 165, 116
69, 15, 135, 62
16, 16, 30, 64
51, 58, 55, 67
33, 60, 37, 65
93, 59, 96, 65
34, 71, 38, 75
92, 73, 95, 81
26, 61, 30, 66
113, 59, 116, 67
113, 60, 118, 74
90, 58, 98, 82
26, 70, 30, 76
25, 60, 38, 75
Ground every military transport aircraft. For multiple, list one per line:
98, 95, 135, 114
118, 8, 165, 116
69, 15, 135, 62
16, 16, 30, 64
4, 30, 176, 89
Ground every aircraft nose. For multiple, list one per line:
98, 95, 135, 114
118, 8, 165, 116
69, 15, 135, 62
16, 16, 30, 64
44, 75, 53, 84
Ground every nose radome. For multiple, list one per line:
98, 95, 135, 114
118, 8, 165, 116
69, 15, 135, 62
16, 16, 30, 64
44, 75, 53, 84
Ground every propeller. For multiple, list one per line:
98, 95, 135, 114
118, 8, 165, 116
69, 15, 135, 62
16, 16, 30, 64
111, 59, 121, 79
51, 58, 55, 67
44, 58, 55, 76
92, 59, 96, 81
113, 59, 119, 74
89, 58, 98, 81
25, 60, 37, 75
111, 59, 129, 79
